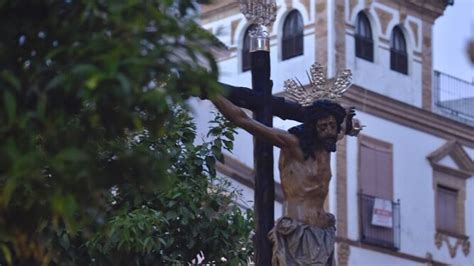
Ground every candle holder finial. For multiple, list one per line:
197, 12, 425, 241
239, 0, 277, 52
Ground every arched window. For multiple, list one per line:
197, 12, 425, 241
390, 26, 408, 74
282, 10, 304, 60
242, 25, 255, 72
355, 12, 373, 62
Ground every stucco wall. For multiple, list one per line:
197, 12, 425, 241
345, 2, 424, 108
346, 111, 473, 265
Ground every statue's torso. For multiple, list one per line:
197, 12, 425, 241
279, 148, 333, 228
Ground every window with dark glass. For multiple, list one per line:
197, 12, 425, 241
355, 12, 373, 62
390, 26, 408, 74
282, 10, 304, 60
242, 25, 255, 72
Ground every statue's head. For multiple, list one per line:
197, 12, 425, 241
284, 63, 359, 158
307, 100, 346, 150
289, 100, 346, 157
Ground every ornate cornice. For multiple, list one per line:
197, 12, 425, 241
375, 0, 449, 21
340, 85, 474, 149
427, 140, 474, 178
280, 84, 474, 148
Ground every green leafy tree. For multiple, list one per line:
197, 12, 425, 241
0, 0, 253, 265
86, 109, 254, 265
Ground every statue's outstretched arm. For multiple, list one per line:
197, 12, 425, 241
339, 107, 362, 140
211, 95, 298, 149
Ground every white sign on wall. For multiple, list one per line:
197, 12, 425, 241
371, 198, 393, 228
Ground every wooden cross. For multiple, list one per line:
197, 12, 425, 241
220, 50, 307, 265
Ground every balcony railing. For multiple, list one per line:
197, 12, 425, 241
359, 193, 401, 250
433, 71, 474, 124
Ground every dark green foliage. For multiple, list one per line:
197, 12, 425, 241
87, 110, 253, 264
0, 0, 252, 264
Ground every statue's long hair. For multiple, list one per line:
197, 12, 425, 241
288, 100, 346, 159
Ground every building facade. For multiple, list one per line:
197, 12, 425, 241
194, 0, 474, 264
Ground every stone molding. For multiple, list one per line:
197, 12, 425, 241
435, 231, 470, 258
408, 20, 419, 48
421, 20, 433, 110
335, 0, 346, 71
200, 1, 240, 24
375, 0, 449, 21
230, 18, 242, 45
373, 6, 394, 36
336, 138, 348, 237
277, 84, 474, 148
427, 140, 474, 177
336, 237, 447, 265
315, 1, 328, 69
337, 242, 351, 266
340, 85, 474, 148
299, 0, 311, 18
429, 141, 472, 238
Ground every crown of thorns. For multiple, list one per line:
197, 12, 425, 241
284, 63, 352, 107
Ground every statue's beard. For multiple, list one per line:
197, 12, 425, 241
321, 137, 337, 152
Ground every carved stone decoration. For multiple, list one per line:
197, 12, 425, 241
373, 7, 393, 36
427, 140, 474, 176
408, 20, 419, 48
364, 0, 372, 8
230, 18, 242, 45
435, 232, 471, 258
399, 5, 407, 25
348, 0, 358, 20
337, 242, 351, 266
462, 239, 470, 256
299, 0, 311, 18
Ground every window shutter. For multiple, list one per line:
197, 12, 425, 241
360, 144, 377, 196
360, 142, 392, 200
437, 186, 458, 233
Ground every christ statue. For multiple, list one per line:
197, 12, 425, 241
210, 63, 361, 265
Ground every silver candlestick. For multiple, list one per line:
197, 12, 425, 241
239, 0, 277, 52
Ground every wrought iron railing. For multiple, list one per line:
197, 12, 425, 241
433, 71, 474, 122
359, 193, 401, 250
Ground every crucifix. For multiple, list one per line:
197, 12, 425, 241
205, 1, 362, 264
